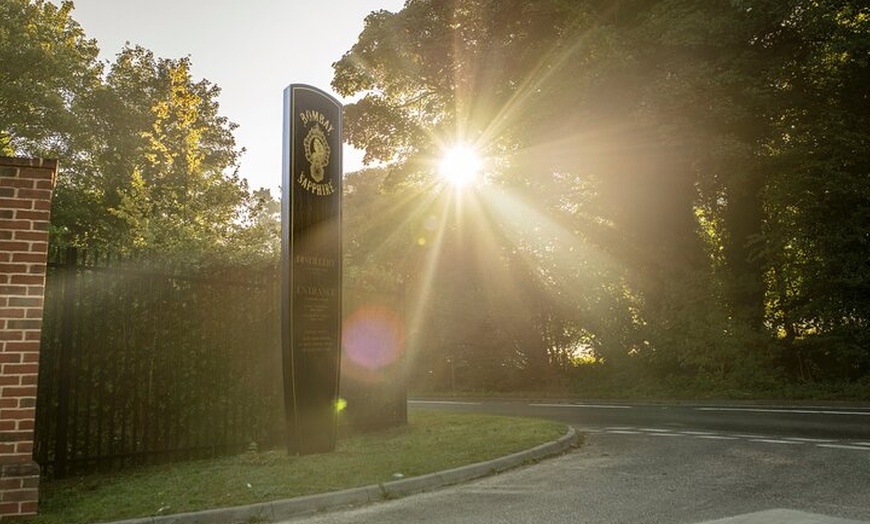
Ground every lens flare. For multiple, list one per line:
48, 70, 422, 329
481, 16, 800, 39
342, 305, 405, 371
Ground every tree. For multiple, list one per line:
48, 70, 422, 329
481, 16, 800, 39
332, 0, 721, 383
762, 1, 870, 381
0, 0, 102, 156
2, 1, 256, 263
103, 46, 248, 259
334, 0, 870, 393
42, 43, 253, 262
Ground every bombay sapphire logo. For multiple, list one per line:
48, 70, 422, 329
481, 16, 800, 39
297, 110, 336, 196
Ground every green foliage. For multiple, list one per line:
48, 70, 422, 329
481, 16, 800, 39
760, 1, 870, 381
101, 47, 249, 259
6, 0, 868, 400
53, 44, 253, 261
0, 0, 102, 155
2, 2, 271, 264
335, 0, 870, 397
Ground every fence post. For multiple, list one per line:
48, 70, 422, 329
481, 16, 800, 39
397, 280, 408, 425
53, 247, 77, 478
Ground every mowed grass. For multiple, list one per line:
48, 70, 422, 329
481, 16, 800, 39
26, 411, 567, 524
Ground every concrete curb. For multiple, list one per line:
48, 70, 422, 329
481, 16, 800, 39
102, 427, 580, 524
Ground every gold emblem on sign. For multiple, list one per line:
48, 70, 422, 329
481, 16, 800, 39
297, 110, 337, 196
303, 124, 330, 183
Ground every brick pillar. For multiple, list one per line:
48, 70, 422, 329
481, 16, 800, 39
0, 156, 56, 519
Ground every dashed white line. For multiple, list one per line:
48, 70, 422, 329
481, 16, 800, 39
817, 443, 870, 452
750, 439, 804, 445
529, 403, 632, 409
408, 400, 482, 405
588, 426, 870, 452
782, 437, 836, 443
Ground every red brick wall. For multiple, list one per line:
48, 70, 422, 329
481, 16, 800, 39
0, 156, 56, 519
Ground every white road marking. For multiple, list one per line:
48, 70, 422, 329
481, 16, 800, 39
700, 509, 870, 523
696, 407, 870, 416
593, 426, 870, 451
782, 437, 836, 443
408, 400, 482, 405
817, 443, 870, 452
592, 425, 870, 452
529, 403, 632, 409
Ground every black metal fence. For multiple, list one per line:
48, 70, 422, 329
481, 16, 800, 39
35, 250, 284, 478
34, 249, 407, 478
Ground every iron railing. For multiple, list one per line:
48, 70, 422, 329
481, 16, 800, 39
35, 250, 283, 477
34, 249, 407, 478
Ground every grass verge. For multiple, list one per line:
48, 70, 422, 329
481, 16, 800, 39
24, 410, 567, 524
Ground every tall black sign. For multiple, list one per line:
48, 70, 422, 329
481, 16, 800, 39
281, 84, 342, 455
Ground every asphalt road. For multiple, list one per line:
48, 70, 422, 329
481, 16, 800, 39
410, 400, 870, 440
278, 401, 870, 524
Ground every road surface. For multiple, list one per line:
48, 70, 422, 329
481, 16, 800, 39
279, 400, 870, 523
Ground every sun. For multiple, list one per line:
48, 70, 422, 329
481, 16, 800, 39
437, 144, 482, 189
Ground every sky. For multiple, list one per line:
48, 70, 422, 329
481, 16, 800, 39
66, 0, 406, 194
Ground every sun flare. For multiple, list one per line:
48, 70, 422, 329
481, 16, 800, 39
437, 144, 482, 189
